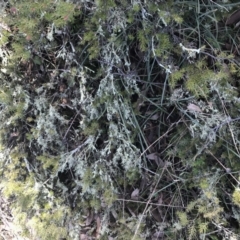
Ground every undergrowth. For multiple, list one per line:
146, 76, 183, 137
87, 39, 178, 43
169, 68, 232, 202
0, 0, 240, 239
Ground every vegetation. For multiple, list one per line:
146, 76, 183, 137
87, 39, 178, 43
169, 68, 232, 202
0, 0, 240, 239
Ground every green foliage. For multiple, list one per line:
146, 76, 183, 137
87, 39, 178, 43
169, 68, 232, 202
170, 59, 231, 98
117, 218, 144, 240
83, 120, 100, 136
137, 29, 149, 52
46, 1, 77, 27
1, 0, 240, 239
103, 188, 117, 206
36, 154, 59, 172
233, 188, 240, 207
27, 208, 68, 239
154, 33, 173, 56
176, 211, 188, 227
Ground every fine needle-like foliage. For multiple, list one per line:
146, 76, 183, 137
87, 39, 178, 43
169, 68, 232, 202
1, 0, 240, 239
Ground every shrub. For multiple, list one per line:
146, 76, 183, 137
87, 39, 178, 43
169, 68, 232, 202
1, 0, 240, 239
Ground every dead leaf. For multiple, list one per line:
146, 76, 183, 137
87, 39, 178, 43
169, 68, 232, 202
10, 132, 19, 137
146, 153, 158, 161
150, 113, 159, 120
146, 153, 165, 167
85, 211, 94, 226
151, 208, 163, 222
187, 103, 201, 113
80, 234, 89, 240
95, 216, 101, 239
158, 193, 163, 205
226, 9, 240, 25
59, 84, 67, 92
62, 98, 68, 104
131, 188, 139, 200
139, 174, 148, 191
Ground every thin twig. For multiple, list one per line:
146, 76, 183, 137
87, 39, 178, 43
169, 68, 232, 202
131, 165, 167, 240
117, 198, 185, 208
207, 150, 240, 184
